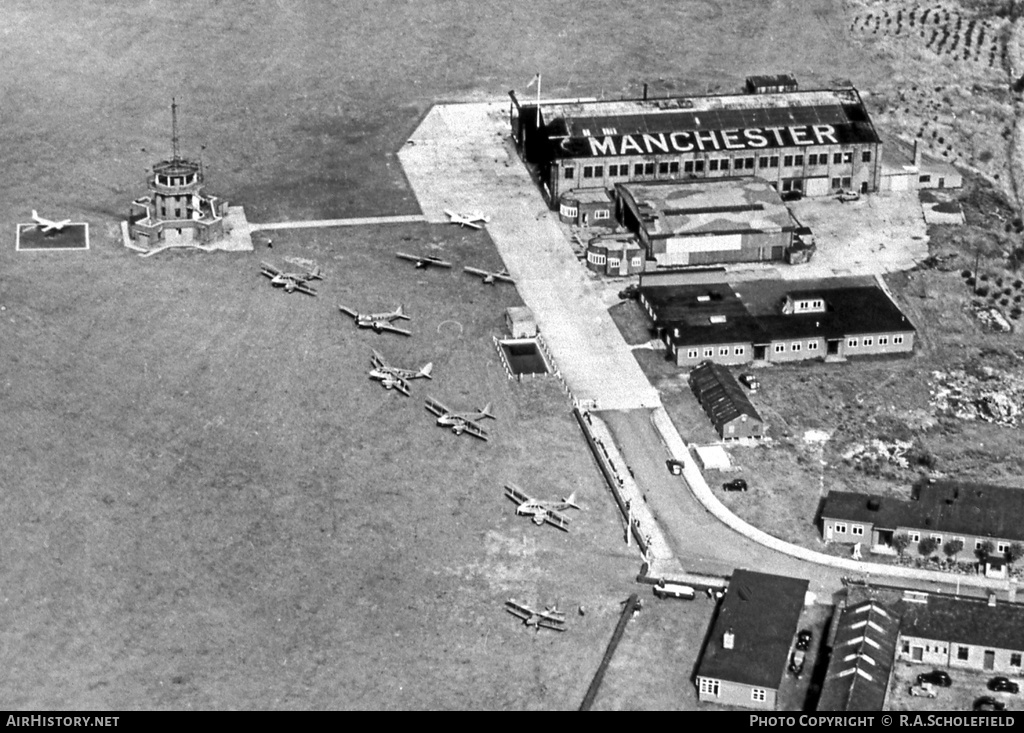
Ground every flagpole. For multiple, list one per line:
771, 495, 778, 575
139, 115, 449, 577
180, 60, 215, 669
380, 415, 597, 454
535, 73, 541, 128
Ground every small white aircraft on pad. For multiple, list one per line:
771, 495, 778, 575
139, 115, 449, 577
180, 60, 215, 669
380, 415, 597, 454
444, 209, 490, 230
339, 304, 412, 336
32, 210, 72, 234
504, 483, 580, 532
463, 266, 515, 285
368, 349, 433, 396
395, 252, 453, 270
424, 396, 494, 440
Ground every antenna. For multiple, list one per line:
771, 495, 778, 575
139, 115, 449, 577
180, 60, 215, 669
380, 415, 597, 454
171, 97, 180, 162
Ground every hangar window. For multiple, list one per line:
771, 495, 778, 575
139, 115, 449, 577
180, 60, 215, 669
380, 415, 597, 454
831, 177, 841, 189
635, 163, 645, 176
684, 161, 694, 173
841, 177, 851, 188
843, 152, 853, 163
769, 156, 779, 168
862, 150, 872, 163
602, 127, 617, 135
594, 166, 604, 177
808, 154, 818, 165
583, 166, 594, 179
720, 159, 730, 171
659, 162, 670, 174
644, 163, 655, 175
744, 157, 755, 170
560, 205, 578, 218
581, 129, 591, 137
759, 157, 769, 169
594, 209, 610, 220
794, 155, 804, 166
587, 252, 606, 265
564, 167, 575, 179
694, 160, 705, 173
709, 160, 719, 171
833, 153, 843, 165
669, 161, 679, 173
783, 155, 793, 167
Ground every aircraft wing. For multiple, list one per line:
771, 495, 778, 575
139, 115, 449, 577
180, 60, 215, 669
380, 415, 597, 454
463, 266, 489, 278
375, 321, 411, 336
461, 420, 490, 441
543, 510, 571, 532
260, 262, 281, 277
504, 483, 533, 506
460, 220, 482, 230
426, 258, 453, 268
536, 617, 566, 631
492, 272, 515, 284
370, 349, 387, 369
395, 252, 420, 264
424, 396, 449, 417
338, 305, 359, 320
504, 599, 533, 621
294, 282, 318, 296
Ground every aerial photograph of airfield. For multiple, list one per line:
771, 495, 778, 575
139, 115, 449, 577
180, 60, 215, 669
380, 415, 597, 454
5, 0, 1024, 712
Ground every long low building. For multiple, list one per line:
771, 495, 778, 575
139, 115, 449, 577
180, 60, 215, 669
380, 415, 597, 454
510, 78, 882, 205
614, 177, 798, 267
638, 275, 916, 366
821, 480, 1024, 558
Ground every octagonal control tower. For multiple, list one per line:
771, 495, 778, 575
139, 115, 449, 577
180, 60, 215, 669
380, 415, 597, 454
128, 99, 229, 249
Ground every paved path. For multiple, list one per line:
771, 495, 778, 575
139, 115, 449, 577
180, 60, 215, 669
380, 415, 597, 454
399, 103, 660, 410
249, 214, 425, 231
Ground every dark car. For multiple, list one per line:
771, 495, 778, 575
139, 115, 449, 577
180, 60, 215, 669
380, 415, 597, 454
916, 670, 952, 688
722, 478, 748, 492
666, 459, 684, 475
988, 677, 1020, 694
738, 373, 760, 392
781, 190, 804, 202
974, 696, 1007, 711
618, 284, 640, 300
796, 629, 813, 651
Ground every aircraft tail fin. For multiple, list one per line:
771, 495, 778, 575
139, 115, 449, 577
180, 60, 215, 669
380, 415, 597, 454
563, 492, 579, 509
419, 363, 434, 379
479, 402, 494, 420
395, 304, 410, 320
32, 209, 39, 219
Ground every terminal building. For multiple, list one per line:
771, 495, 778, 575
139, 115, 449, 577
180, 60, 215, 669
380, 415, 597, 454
510, 76, 882, 206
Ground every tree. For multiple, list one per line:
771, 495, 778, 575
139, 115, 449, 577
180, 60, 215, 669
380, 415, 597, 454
893, 533, 911, 557
1008, 542, 1024, 565
918, 536, 941, 557
977, 539, 995, 562
943, 538, 965, 561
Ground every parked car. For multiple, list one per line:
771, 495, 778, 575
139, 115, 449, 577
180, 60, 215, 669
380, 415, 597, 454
618, 284, 640, 300
781, 190, 804, 202
909, 682, 938, 698
653, 581, 696, 600
789, 648, 805, 678
974, 696, 1007, 711
916, 670, 952, 687
666, 459, 684, 475
722, 478, 748, 492
835, 189, 861, 203
738, 373, 760, 392
796, 629, 813, 651
988, 676, 1020, 694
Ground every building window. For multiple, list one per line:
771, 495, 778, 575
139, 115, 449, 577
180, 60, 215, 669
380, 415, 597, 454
745, 157, 755, 170
669, 161, 679, 173
998, 542, 1009, 553
699, 678, 721, 697
594, 209, 610, 220
812, 300, 822, 309
704, 348, 714, 357
843, 152, 853, 164
559, 204, 578, 218
851, 525, 864, 536
583, 166, 594, 179
694, 160, 705, 172
833, 153, 843, 165
606, 164, 618, 177
841, 176, 852, 188
958, 646, 970, 660
594, 166, 604, 178
808, 153, 818, 166
835, 522, 848, 533
644, 163, 655, 175
631, 256, 642, 267
862, 150, 872, 163
564, 167, 575, 179
863, 337, 873, 347
587, 252, 606, 265
903, 641, 911, 654
879, 336, 888, 346
909, 532, 920, 542
734, 346, 745, 355
634, 163, 645, 176
607, 258, 619, 269
1012, 653, 1022, 668
831, 177, 841, 189
759, 157, 770, 169
794, 155, 804, 166
847, 338, 858, 348
709, 160, 719, 172
976, 539, 985, 550
659, 162, 670, 175
920, 174, 932, 184
687, 349, 698, 359
684, 161, 694, 173
783, 155, 793, 167
718, 347, 729, 356
769, 156, 779, 168
893, 335, 904, 345
931, 534, 942, 543
808, 341, 818, 350
774, 343, 785, 353
751, 688, 767, 702
791, 342, 802, 351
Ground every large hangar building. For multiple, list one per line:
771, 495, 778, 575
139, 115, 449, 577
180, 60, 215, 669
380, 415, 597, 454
510, 77, 882, 207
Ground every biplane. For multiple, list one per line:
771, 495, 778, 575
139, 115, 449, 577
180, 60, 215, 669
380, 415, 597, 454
368, 349, 433, 396
260, 261, 323, 295
338, 304, 412, 336
463, 266, 515, 285
504, 483, 579, 531
395, 252, 453, 270
504, 599, 566, 632
424, 396, 494, 440
444, 209, 490, 230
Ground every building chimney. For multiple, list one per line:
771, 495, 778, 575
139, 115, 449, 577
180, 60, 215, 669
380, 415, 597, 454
723, 627, 735, 650
643, 83, 649, 101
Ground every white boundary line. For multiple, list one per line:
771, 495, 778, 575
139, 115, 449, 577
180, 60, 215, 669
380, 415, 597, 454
15, 223, 90, 252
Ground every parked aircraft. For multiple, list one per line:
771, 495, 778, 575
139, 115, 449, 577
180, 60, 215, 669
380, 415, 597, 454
31, 210, 71, 233
395, 252, 453, 269
424, 396, 494, 440
463, 266, 515, 285
260, 261, 322, 295
504, 483, 579, 531
369, 349, 433, 395
504, 599, 566, 632
338, 304, 412, 336
444, 209, 490, 230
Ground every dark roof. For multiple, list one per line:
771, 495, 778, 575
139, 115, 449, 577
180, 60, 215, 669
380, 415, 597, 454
823, 481, 1024, 542
689, 361, 763, 427
816, 601, 899, 711
900, 595, 1024, 653
639, 279, 915, 348
698, 569, 809, 689
746, 74, 799, 90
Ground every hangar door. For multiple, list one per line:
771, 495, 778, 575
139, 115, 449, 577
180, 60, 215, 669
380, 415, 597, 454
805, 177, 829, 197
662, 234, 742, 266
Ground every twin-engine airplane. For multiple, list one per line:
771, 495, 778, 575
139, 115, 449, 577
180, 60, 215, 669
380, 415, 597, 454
463, 266, 515, 285
32, 210, 72, 234
504, 483, 580, 531
338, 304, 412, 336
424, 396, 494, 440
260, 261, 323, 295
504, 599, 567, 632
395, 252, 453, 270
444, 210, 490, 230
368, 349, 433, 395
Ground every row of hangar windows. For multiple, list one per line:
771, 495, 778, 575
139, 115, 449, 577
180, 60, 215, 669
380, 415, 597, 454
567, 150, 871, 180
586, 251, 643, 268
681, 334, 905, 359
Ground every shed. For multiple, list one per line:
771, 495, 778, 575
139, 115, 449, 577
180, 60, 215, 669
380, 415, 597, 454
689, 361, 765, 440
694, 444, 732, 471
505, 306, 538, 339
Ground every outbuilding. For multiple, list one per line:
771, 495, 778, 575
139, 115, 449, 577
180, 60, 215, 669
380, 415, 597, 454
689, 361, 764, 440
